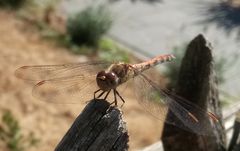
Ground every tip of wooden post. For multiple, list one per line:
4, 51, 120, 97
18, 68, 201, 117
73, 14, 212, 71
55, 98, 129, 151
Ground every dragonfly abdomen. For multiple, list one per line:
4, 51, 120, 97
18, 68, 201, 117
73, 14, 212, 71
132, 54, 175, 74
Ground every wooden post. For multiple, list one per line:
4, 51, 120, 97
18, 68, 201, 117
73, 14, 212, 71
55, 99, 129, 151
162, 34, 226, 151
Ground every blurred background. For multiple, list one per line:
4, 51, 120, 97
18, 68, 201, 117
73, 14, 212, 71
0, 0, 240, 150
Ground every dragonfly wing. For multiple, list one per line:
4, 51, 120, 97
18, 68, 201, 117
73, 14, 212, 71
134, 74, 218, 135
15, 61, 110, 81
15, 61, 111, 103
133, 74, 169, 121
32, 75, 98, 103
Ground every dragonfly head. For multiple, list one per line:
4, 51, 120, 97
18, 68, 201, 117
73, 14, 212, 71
96, 71, 119, 91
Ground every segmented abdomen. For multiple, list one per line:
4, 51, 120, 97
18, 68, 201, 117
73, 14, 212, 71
132, 54, 175, 74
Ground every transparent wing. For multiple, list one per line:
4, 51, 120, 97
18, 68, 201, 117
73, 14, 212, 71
15, 61, 111, 103
32, 75, 98, 103
133, 73, 218, 135
15, 61, 110, 81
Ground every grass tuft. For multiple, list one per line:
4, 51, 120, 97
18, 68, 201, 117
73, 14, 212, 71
0, 110, 39, 151
0, 0, 26, 9
66, 4, 113, 47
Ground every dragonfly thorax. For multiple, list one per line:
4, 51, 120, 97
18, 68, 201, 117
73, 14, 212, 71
96, 71, 119, 91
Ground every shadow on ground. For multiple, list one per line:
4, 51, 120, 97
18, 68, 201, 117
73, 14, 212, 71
200, 2, 240, 36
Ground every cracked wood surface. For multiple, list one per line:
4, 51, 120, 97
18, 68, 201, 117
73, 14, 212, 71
55, 99, 129, 151
162, 34, 226, 151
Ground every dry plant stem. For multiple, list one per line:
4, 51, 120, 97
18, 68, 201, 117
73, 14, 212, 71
228, 111, 240, 151
55, 99, 129, 151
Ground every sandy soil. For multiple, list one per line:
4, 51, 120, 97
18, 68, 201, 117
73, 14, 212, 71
0, 10, 165, 151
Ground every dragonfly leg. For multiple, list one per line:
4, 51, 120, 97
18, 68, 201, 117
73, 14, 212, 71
113, 89, 118, 106
115, 89, 125, 105
94, 89, 101, 99
104, 90, 111, 100
97, 91, 106, 98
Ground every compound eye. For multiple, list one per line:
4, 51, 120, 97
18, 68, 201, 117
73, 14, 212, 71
97, 71, 107, 80
107, 72, 117, 80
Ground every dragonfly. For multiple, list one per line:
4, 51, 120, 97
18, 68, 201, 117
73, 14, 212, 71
15, 54, 218, 135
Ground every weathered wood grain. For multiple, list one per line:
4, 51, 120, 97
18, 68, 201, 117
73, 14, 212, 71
162, 34, 226, 151
55, 99, 129, 151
